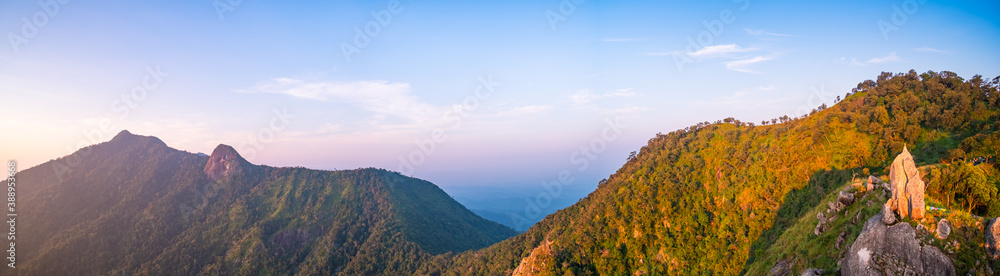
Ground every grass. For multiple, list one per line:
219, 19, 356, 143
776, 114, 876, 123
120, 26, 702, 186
914, 198, 996, 274
745, 169, 1000, 275
744, 179, 883, 275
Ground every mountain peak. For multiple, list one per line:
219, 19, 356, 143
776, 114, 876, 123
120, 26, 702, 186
114, 129, 134, 138
204, 144, 249, 181
108, 129, 166, 148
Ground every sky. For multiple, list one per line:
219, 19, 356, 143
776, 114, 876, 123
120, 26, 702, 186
1, 1, 999, 217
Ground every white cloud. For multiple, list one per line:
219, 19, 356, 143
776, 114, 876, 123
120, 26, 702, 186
839, 52, 902, 66
647, 44, 758, 61
838, 57, 865, 66
724, 56, 773, 73
744, 28, 793, 37
605, 106, 650, 115
569, 88, 646, 115
688, 44, 755, 58
866, 52, 901, 64
914, 47, 949, 54
242, 78, 438, 126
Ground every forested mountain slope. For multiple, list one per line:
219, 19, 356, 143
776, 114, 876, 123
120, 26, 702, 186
9, 131, 516, 275
417, 70, 1000, 275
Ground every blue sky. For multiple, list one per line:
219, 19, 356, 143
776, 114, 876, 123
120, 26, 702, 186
2, 0, 999, 202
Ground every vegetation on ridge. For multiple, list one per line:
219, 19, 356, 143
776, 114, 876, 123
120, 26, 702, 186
12, 132, 516, 275
416, 70, 1000, 275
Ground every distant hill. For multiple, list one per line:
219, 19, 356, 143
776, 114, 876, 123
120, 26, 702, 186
10, 130, 516, 275
417, 70, 1000, 275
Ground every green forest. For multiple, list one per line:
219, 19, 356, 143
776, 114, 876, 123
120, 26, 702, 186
8, 70, 1000, 275
13, 133, 516, 275
415, 70, 1000, 275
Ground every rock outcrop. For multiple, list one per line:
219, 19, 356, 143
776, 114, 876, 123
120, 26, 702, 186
841, 213, 955, 275
866, 175, 880, 191
769, 259, 791, 276
512, 239, 555, 276
828, 201, 845, 213
987, 218, 1000, 262
935, 219, 950, 240
881, 203, 896, 225
838, 190, 855, 206
815, 212, 827, 236
204, 144, 251, 181
800, 268, 822, 276
816, 190, 858, 236
887, 146, 926, 219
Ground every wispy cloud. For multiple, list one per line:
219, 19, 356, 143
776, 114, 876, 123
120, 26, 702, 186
571, 88, 638, 105
866, 52, 901, 64
689, 44, 756, 58
241, 78, 438, 126
569, 88, 647, 115
724, 56, 773, 73
648, 44, 772, 73
914, 47, 949, 54
645, 44, 756, 58
838, 57, 865, 66
744, 28, 793, 37
839, 52, 903, 66
601, 38, 644, 42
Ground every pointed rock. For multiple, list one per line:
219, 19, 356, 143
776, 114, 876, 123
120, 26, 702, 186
204, 144, 250, 181
888, 147, 925, 219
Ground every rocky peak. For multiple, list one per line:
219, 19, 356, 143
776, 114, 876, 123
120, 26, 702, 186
887, 146, 926, 219
204, 144, 249, 181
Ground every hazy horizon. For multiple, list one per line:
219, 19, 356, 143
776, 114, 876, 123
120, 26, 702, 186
3, 0, 999, 193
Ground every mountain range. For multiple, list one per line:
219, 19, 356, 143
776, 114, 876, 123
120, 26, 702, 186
11, 131, 515, 275
5, 70, 1000, 275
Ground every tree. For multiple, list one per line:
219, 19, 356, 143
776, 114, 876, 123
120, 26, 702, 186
961, 163, 996, 212
944, 148, 966, 163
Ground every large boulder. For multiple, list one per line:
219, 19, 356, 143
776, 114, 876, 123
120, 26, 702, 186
800, 268, 822, 276
843, 214, 889, 275
936, 219, 950, 240
841, 213, 955, 275
881, 203, 896, 225
769, 259, 791, 276
988, 218, 1000, 262
838, 190, 856, 206
883, 224, 922, 271
887, 146, 926, 219
920, 245, 956, 276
